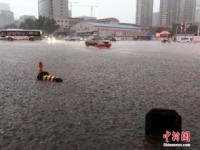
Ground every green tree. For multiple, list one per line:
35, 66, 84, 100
19, 16, 59, 34
36, 16, 46, 30
42, 18, 58, 34
20, 18, 36, 29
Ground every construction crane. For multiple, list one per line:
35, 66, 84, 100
89, 5, 98, 17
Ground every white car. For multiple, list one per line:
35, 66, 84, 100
64, 36, 81, 41
177, 37, 192, 43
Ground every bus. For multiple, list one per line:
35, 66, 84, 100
0, 29, 42, 41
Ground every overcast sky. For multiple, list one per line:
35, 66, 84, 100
0, 0, 160, 23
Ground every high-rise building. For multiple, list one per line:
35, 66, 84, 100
38, 0, 53, 17
38, 0, 69, 18
195, 0, 200, 23
160, 0, 197, 27
52, 0, 69, 18
160, 0, 181, 27
179, 0, 196, 23
0, 3, 14, 28
38, 0, 69, 29
0, 10, 14, 28
153, 12, 160, 26
136, 0, 154, 26
0, 2, 10, 11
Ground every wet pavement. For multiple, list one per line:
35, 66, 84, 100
0, 40, 199, 150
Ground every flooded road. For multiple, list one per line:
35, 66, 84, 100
0, 40, 199, 150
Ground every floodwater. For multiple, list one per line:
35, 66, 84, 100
0, 40, 199, 150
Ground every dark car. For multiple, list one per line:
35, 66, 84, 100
104, 37, 117, 41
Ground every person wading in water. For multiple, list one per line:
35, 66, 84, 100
37, 62, 63, 82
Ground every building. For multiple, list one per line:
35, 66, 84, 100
195, 0, 200, 23
0, 10, 14, 28
38, 0, 69, 18
96, 18, 119, 24
153, 12, 160, 26
68, 10, 72, 18
69, 17, 96, 29
0, 2, 14, 28
0, 3, 14, 28
55, 18, 69, 31
74, 16, 96, 21
38, 0, 52, 17
136, 0, 154, 26
160, 0, 181, 27
71, 22, 150, 40
179, 0, 196, 23
52, 0, 69, 18
38, 0, 69, 30
160, 0, 197, 27
0, 2, 10, 11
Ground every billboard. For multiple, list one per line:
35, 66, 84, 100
172, 24, 198, 35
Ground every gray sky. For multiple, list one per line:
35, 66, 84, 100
0, 0, 160, 23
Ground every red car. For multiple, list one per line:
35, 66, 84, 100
85, 37, 111, 48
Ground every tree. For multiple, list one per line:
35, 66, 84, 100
20, 18, 36, 29
19, 16, 59, 34
42, 18, 58, 34
36, 16, 46, 30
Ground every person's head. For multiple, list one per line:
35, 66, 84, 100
39, 62, 44, 72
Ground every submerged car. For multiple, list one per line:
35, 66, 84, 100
85, 37, 112, 48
